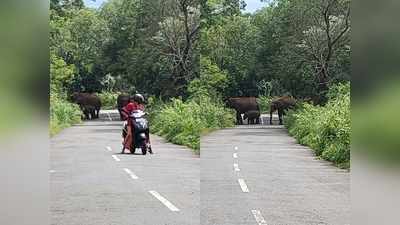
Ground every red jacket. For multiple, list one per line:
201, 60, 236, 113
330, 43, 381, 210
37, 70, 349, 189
122, 102, 145, 120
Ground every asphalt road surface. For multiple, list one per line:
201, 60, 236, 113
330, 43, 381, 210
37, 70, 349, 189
51, 112, 199, 225
201, 117, 350, 225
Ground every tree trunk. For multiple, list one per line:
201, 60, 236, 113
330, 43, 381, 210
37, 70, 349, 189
315, 62, 329, 104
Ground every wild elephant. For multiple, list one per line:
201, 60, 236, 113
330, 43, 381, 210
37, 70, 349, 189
117, 94, 130, 120
243, 110, 260, 124
226, 97, 260, 125
71, 92, 102, 120
269, 96, 296, 125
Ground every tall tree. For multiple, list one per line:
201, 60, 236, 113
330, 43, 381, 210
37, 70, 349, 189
155, 0, 201, 97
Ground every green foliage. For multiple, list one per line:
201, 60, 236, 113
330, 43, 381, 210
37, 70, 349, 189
50, 94, 82, 136
201, 0, 350, 100
50, 53, 76, 93
188, 56, 228, 98
98, 92, 120, 109
257, 96, 273, 113
285, 83, 350, 168
150, 96, 235, 153
202, 15, 259, 96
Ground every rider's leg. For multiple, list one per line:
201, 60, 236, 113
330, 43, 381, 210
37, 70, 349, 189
123, 124, 134, 153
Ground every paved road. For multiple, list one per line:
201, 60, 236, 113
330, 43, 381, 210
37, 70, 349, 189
51, 112, 199, 225
201, 118, 350, 225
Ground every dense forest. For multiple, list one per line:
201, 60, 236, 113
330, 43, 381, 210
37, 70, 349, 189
50, 0, 350, 101
50, 0, 200, 98
201, 0, 350, 103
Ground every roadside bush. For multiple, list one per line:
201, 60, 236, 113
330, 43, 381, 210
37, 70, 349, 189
257, 95, 272, 113
150, 95, 235, 153
98, 92, 119, 109
285, 83, 350, 168
50, 94, 82, 136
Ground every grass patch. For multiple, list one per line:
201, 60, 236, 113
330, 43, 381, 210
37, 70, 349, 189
285, 83, 350, 168
257, 95, 272, 113
98, 92, 120, 110
149, 95, 235, 153
50, 96, 82, 136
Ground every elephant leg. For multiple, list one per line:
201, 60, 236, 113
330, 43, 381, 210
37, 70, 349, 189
118, 109, 124, 120
84, 111, 90, 120
278, 109, 283, 125
90, 110, 96, 120
236, 112, 243, 125
270, 111, 273, 125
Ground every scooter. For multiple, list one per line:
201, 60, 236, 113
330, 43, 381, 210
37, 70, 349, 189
121, 110, 152, 155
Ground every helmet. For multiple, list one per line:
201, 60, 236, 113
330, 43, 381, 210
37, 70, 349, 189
133, 93, 145, 104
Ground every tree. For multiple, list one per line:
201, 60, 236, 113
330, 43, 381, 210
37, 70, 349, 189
188, 56, 228, 98
202, 15, 259, 96
252, 0, 350, 101
297, 0, 350, 102
155, 0, 201, 97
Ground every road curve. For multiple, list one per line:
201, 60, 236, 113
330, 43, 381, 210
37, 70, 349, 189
200, 124, 350, 225
51, 116, 199, 225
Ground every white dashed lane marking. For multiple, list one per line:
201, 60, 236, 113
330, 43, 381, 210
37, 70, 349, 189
123, 168, 138, 179
112, 155, 121, 162
234, 163, 240, 172
49, 170, 56, 173
106, 146, 112, 152
149, 191, 180, 212
234, 146, 238, 150
233, 153, 238, 158
238, 179, 249, 193
251, 210, 268, 225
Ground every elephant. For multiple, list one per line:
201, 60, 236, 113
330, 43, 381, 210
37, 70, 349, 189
117, 94, 130, 120
269, 96, 296, 125
226, 97, 260, 125
71, 92, 102, 120
243, 110, 260, 124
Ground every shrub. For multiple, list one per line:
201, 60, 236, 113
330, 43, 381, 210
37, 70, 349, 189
50, 94, 82, 136
149, 95, 235, 153
257, 95, 272, 113
285, 82, 350, 168
98, 92, 120, 109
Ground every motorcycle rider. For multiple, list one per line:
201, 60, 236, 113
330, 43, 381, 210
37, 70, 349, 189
121, 94, 152, 154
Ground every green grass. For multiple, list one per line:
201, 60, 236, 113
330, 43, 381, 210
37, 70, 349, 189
285, 83, 350, 169
98, 92, 120, 110
257, 95, 272, 113
50, 96, 82, 136
149, 95, 235, 153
